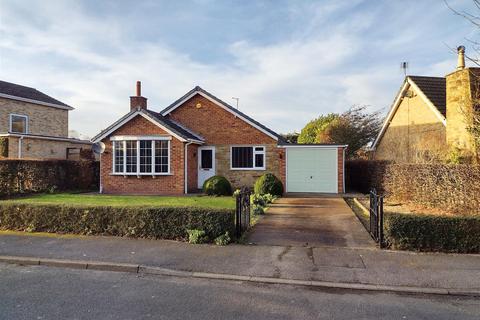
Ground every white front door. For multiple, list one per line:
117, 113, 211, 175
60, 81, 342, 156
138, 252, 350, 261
198, 146, 216, 188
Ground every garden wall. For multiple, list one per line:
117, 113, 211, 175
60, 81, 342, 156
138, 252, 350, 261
346, 160, 480, 215
0, 159, 99, 197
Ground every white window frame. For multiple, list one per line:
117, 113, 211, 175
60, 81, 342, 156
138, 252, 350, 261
230, 145, 266, 171
111, 137, 171, 176
9, 114, 28, 134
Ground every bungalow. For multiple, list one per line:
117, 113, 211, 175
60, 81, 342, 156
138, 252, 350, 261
92, 82, 346, 195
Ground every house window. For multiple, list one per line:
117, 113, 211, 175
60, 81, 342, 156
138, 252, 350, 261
112, 138, 170, 175
154, 140, 169, 173
113, 141, 124, 173
139, 140, 152, 173
9, 114, 28, 134
231, 146, 265, 170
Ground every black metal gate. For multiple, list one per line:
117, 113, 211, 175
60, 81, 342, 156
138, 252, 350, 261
235, 188, 251, 237
369, 188, 384, 247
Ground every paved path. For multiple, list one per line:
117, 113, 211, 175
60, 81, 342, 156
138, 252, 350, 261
1, 232, 480, 292
2, 263, 478, 320
247, 197, 375, 247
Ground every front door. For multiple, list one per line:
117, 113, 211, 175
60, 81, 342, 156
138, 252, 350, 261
198, 146, 216, 188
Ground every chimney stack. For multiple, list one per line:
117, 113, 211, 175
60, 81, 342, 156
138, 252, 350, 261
130, 81, 147, 111
457, 45, 465, 70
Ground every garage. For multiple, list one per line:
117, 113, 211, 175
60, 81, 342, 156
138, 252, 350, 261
283, 145, 346, 194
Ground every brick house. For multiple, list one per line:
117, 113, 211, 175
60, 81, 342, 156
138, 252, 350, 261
92, 82, 346, 195
0, 80, 92, 160
371, 46, 479, 163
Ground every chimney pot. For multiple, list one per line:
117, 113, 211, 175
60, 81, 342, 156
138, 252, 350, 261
136, 81, 141, 96
457, 45, 465, 70
130, 81, 147, 111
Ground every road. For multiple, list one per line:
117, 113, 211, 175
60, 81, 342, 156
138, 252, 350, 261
0, 263, 478, 320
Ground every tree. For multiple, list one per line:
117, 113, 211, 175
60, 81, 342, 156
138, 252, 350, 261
297, 113, 338, 144
314, 106, 382, 158
281, 132, 300, 144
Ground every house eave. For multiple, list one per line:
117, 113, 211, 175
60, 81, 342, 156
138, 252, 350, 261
0, 93, 73, 110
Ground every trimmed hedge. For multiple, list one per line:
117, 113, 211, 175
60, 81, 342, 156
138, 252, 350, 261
254, 173, 283, 196
203, 175, 232, 196
0, 159, 99, 197
0, 203, 235, 240
384, 212, 480, 253
346, 160, 480, 215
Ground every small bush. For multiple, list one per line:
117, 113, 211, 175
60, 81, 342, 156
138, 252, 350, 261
232, 189, 241, 198
254, 173, 283, 196
187, 229, 208, 244
251, 194, 266, 207
0, 203, 235, 241
384, 212, 480, 253
214, 232, 231, 246
203, 175, 232, 196
252, 205, 265, 215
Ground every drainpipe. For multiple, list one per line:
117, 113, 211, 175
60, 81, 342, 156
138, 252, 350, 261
184, 142, 193, 194
18, 136, 24, 158
99, 153, 103, 194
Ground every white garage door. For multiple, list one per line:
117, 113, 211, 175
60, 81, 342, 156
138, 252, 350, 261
286, 147, 338, 193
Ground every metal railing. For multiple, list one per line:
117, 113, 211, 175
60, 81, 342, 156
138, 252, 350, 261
235, 188, 251, 238
369, 188, 384, 247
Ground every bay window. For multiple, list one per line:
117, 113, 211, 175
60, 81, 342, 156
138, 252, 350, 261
231, 146, 265, 170
112, 137, 170, 175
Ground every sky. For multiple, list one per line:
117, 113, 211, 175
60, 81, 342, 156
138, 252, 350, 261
0, 0, 478, 139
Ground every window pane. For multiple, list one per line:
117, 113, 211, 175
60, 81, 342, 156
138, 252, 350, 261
155, 140, 169, 173
201, 150, 213, 169
232, 147, 253, 168
140, 140, 152, 173
126, 141, 137, 173
114, 141, 124, 173
255, 153, 264, 168
11, 115, 27, 133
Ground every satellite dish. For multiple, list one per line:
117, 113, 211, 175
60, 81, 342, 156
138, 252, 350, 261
92, 142, 105, 154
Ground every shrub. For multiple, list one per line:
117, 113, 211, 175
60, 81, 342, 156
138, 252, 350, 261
187, 229, 208, 244
346, 160, 480, 215
251, 193, 266, 207
252, 205, 265, 215
232, 189, 241, 198
0, 203, 235, 241
214, 232, 231, 245
0, 159, 99, 197
384, 212, 480, 253
203, 175, 232, 196
254, 173, 283, 196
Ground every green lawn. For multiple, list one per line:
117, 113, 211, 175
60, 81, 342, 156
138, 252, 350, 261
3, 193, 236, 209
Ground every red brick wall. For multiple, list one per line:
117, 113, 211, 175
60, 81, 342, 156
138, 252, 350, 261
100, 114, 185, 195
167, 94, 282, 189
337, 147, 345, 193
167, 94, 277, 145
278, 148, 286, 192
187, 143, 198, 192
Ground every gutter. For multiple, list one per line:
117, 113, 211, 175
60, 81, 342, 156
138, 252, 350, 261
0, 133, 91, 144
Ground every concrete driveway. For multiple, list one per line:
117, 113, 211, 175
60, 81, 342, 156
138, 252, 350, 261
247, 197, 375, 248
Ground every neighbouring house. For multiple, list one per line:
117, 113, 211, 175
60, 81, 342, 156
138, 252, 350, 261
371, 46, 479, 163
92, 82, 346, 195
0, 80, 92, 160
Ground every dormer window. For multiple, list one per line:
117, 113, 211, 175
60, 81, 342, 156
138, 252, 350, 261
9, 114, 28, 134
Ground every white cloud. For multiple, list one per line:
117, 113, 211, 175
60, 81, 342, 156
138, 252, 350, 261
0, 0, 475, 137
